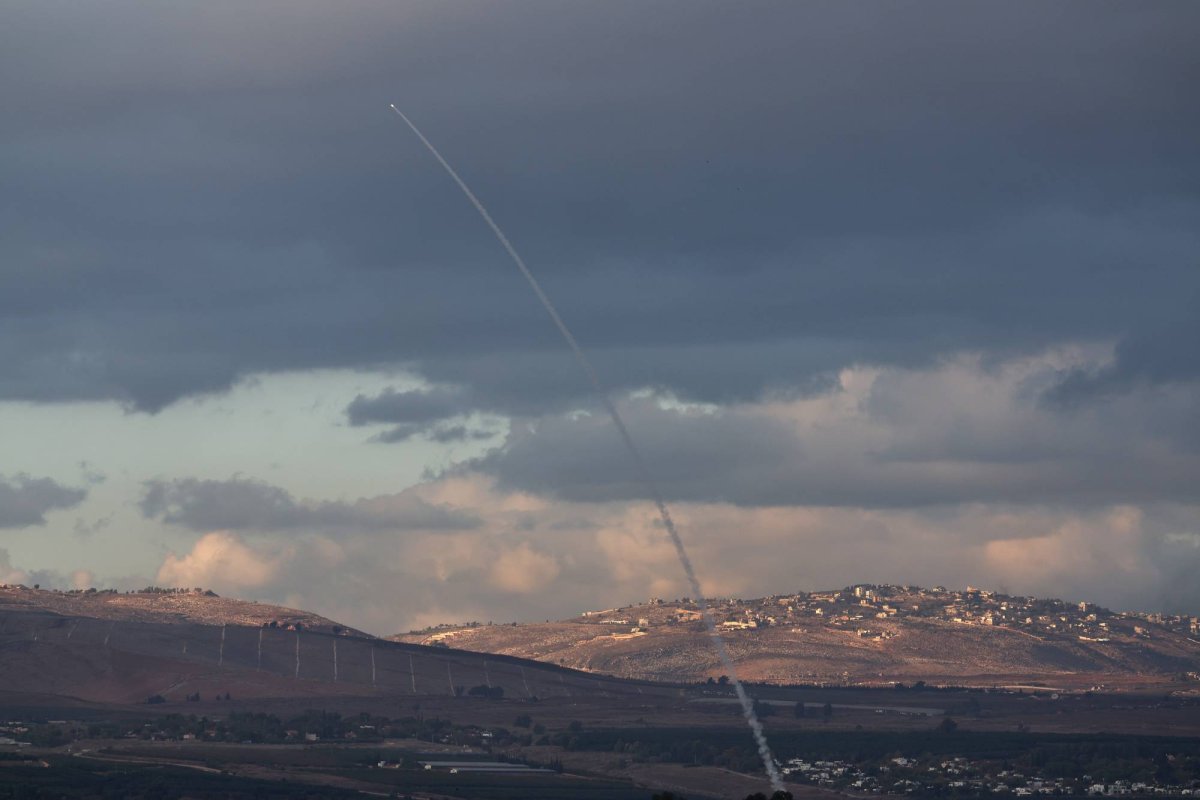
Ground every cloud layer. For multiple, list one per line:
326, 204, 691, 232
2, 3, 1197, 632
127, 351, 1198, 633
3, 3, 1198, 415
138, 475, 1200, 635
471, 352, 1200, 508
0, 475, 86, 529
141, 477, 479, 533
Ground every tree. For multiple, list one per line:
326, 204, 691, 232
793, 701, 805, 718
513, 714, 532, 728
717, 675, 730, 686
822, 702, 833, 721
937, 716, 958, 734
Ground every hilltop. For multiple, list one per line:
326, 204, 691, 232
4, 581, 1198, 707
0, 584, 362, 635
5, 583, 1200, 800
391, 584, 1200, 690
0, 584, 660, 706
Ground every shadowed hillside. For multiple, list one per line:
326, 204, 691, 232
0, 587, 672, 705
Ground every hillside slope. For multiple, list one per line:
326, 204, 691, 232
391, 585, 1200, 689
0, 585, 359, 634
0, 587, 667, 705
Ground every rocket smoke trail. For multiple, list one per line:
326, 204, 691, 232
389, 105, 785, 792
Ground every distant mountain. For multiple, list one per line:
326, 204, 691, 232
0, 585, 663, 705
390, 585, 1200, 690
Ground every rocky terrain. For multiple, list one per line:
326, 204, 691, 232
391, 584, 1200, 690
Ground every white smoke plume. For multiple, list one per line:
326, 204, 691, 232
390, 105, 785, 792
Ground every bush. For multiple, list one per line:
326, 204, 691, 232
753, 699, 776, 718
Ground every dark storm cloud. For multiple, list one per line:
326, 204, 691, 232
0, 475, 87, 529
369, 424, 422, 444
2, 1, 1198, 413
469, 379, 1200, 509
427, 425, 494, 444
345, 387, 495, 442
140, 476, 479, 532
367, 421, 494, 444
1048, 316, 1200, 405
346, 386, 472, 427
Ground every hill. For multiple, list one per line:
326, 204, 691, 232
390, 584, 1200, 690
5, 583, 1200, 800
0, 585, 665, 705
5, 582, 1197, 708
0, 585, 360, 634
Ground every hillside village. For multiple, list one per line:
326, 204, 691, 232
562, 584, 1200, 646
400, 584, 1200, 688
5, 580, 1198, 688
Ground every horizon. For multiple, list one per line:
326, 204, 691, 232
2, 579, 1189, 639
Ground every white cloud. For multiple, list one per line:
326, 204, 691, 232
156, 531, 282, 590
0, 549, 29, 585
70, 569, 96, 590
93, 350, 1196, 632
489, 543, 561, 593
130, 472, 1199, 635
983, 506, 1155, 596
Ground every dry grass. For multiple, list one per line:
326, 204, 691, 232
392, 597, 1200, 689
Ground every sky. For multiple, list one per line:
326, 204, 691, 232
2, 2, 1198, 634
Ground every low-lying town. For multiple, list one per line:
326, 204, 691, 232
784, 755, 1200, 796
